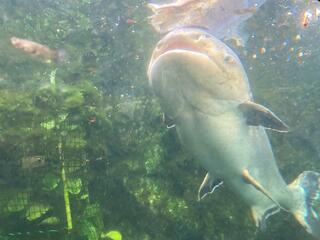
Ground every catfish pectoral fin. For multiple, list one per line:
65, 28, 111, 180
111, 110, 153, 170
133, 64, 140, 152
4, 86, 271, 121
239, 101, 289, 132
251, 206, 280, 230
198, 172, 223, 201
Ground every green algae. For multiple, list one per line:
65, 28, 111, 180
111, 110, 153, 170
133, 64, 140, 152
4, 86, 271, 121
0, 0, 318, 240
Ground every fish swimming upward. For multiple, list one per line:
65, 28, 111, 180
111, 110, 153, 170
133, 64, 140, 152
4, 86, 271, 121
147, 28, 320, 238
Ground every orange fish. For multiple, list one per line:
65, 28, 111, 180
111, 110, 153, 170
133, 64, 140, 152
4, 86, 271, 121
10, 37, 66, 63
301, 11, 312, 27
148, 0, 266, 41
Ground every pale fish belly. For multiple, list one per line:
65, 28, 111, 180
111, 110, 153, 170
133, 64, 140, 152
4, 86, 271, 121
175, 107, 302, 224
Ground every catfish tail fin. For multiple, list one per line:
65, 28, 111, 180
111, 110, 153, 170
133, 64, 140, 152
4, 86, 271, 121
289, 171, 320, 238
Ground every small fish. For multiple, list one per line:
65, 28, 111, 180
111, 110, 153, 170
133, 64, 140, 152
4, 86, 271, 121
302, 11, 312, 27
88, 116, 97, 124
147, 0, 266, 41
126, 18, 137, 24
315, 8, 320, 20
21, 155, 46, 170
10, 37, 66, 63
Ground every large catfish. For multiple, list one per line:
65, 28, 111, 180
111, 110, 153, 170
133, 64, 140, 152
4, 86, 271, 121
147, 27, 320, 238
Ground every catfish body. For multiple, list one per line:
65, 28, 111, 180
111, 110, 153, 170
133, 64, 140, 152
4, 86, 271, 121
148, 28, 320, 237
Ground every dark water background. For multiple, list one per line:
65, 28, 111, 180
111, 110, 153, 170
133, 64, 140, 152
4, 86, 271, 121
0, 0, 319, 239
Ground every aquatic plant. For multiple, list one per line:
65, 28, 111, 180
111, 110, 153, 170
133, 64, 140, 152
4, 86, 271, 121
0, 0, 319, 240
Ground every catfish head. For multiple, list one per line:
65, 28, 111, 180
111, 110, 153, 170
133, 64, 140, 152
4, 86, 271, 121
148, 28, 252, 118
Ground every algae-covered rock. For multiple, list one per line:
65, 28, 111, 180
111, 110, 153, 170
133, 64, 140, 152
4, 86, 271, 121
26, 203, 51, 221
42, 173, 60, 191
66, 178, 82, 195
6, 192, 29, 213
101, 230, 122, 240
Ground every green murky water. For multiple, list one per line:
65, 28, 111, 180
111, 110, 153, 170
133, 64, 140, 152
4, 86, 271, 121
0, 0, 319, 239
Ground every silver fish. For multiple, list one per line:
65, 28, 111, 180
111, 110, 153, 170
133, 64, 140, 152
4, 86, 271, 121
21, 155, 46, 170
148, 27, 320, 238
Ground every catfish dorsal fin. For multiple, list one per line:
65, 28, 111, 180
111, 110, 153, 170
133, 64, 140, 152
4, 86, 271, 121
239, 101, 289, 132
198, 172, 223, 201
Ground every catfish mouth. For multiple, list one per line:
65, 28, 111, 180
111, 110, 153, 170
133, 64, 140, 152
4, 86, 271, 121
156, 37, 203, 56
148, 28, 234, 84
148, 28, 251, 116
148, 29, 216, 81
150, 29, 214, 64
